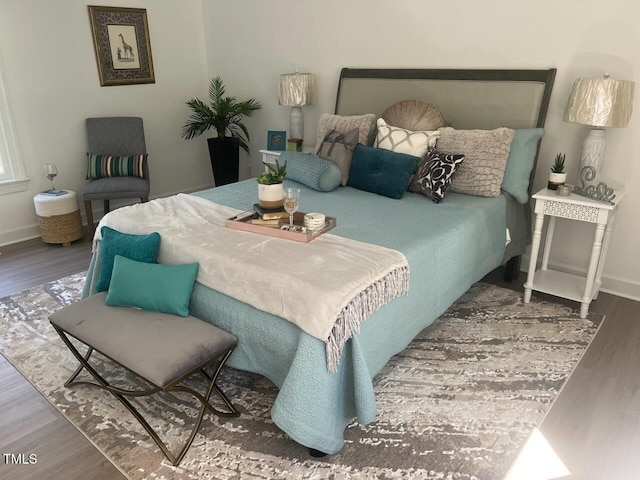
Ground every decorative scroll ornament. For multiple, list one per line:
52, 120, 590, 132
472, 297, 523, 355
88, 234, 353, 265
572, 166, 616, 204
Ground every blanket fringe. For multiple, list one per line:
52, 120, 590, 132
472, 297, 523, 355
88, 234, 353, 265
325, 265, 410, 373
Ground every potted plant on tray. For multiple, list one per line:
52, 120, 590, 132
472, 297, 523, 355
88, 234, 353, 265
548, 153, 567, 190
257, 159, 287, 208
181, 76, 262, 186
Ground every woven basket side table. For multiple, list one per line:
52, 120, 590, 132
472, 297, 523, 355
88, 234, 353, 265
34, 191, 84, 247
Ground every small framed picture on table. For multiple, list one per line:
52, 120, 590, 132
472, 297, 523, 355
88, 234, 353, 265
267, 131, 286, 151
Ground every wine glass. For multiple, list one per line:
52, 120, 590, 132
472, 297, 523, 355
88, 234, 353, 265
284, 188, 300, 226
43, 163, 58, 193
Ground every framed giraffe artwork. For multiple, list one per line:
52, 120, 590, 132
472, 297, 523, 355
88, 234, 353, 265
88, 6, 155, 86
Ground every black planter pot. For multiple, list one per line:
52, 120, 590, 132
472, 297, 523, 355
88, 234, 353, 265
207, 137, 239, 186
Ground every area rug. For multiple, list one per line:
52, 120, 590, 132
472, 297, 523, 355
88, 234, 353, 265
0, 273, 601, 479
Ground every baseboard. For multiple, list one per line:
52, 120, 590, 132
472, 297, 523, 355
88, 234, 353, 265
521, 254, 640, 302
0, 224, 42, 247
0, 184, 214, 248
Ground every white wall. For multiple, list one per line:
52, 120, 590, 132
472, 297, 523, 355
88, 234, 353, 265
0, 0, 213, 246
202, 0, 640, 299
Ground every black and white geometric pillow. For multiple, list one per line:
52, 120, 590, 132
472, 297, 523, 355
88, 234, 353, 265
408, 147, 465, 203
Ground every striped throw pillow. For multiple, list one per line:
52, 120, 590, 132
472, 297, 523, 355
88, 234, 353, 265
86, 153, 147, 179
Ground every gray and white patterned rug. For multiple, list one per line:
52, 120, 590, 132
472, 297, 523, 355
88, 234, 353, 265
0, 273, 601, 479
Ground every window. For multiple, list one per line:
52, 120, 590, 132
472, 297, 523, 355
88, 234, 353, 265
0, 64, 29, 194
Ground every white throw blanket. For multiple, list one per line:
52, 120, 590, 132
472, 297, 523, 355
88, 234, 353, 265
94, 194, 409, 372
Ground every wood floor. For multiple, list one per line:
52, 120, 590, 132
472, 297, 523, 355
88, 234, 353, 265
0, 237, 639, 479
0, 236, 126, 480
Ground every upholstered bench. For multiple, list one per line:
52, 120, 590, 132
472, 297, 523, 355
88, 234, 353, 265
49, 292, 239, 466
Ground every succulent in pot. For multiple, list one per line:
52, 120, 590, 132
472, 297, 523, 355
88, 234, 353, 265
548, 153, 567, 190
257, 159, 287, 208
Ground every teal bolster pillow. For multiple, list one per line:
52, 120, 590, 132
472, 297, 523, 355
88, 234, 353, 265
501, 128, 545, 203
87, 153, 147, 179
278, 151, 341, 192
105, 255, 199, 317
97, 226, 161, 292
347, 144, 420, 199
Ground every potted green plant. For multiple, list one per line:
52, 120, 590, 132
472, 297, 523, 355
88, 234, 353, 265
548, 153, 567, 190
256, 159, 286, 208
182, 76, 262, 186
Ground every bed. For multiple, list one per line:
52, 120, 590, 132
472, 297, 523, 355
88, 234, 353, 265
83, 68, 556, 455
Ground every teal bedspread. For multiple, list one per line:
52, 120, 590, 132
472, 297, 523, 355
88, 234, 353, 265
83, 178, 506, 454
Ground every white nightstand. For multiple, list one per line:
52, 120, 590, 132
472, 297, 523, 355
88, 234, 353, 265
523, 187, 623, 318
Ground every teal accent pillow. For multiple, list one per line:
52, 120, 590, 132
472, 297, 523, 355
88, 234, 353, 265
97, 226, 161, 292
501, 128, 545, 203
347, 144, 420, 199
278, 151, 342, 192
105, 255, 199, 317
87, 153, 147, 179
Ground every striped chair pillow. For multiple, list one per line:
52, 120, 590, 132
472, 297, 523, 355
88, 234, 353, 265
86, 153, 147, 179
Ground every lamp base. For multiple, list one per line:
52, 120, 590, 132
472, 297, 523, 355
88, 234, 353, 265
577, 128, 606, 185
290, 106, 303, 143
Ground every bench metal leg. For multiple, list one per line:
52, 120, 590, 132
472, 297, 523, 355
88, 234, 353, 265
51, 324, 239, 466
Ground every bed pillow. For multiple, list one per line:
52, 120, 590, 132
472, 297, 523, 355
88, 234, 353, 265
97, 226, 161, 292
315, 127, 360, 186
437, 127, 514, 198
408, 147, 465, 203
278, 151, 341, 192
105, 255, 199, 317
381, 99, 445, 132
347, 144, 420, 199
375, 118, 440, 158
87, 153, 147, 179
501, 128, 545, 204
314, 113, 376, 152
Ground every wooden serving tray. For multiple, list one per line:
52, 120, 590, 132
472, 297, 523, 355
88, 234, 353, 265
225, 211, 336, 243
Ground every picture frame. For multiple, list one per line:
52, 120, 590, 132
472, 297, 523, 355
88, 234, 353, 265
267, 131, 287, 151
88, 6, 155, 86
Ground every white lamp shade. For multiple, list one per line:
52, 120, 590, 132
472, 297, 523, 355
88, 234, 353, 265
564, 76, 635, 128
278, 73, 316, 107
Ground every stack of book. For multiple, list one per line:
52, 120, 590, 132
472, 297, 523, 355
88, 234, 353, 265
250, 203, 289, 228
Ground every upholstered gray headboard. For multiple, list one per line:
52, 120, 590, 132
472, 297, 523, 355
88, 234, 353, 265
335, 68, 556, 130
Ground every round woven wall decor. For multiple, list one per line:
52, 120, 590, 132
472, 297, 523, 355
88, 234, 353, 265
381, 99, 445, 131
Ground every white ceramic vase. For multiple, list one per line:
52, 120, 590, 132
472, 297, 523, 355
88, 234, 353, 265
548, 172, 567, 191
258, 183, 284, 209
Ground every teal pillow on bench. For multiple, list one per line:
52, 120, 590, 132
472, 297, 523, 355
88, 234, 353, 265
105, 255, 199, 317
97, 226, 161, 292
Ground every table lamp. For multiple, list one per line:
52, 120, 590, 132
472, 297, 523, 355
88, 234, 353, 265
278, 72, 316, 144
564, 74, 634, 200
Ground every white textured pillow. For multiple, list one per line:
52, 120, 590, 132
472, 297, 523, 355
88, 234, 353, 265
375, 118, 440, 158
314, 113, 376, 153
437, 127, 515, 198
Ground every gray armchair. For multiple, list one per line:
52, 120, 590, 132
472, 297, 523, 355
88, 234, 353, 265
83, 117, 150, 237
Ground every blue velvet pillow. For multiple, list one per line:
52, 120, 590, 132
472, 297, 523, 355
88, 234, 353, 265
501, 128, 545, 203
97, 226, 161, 292
278, 151, 342, 192
347, 144, 420, 199
105, 255, 199, 317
